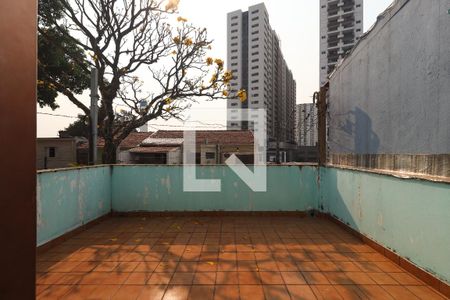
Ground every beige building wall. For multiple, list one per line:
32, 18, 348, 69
36, 138, 77, 170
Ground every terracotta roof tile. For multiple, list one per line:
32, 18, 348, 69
128, 146, 179, 154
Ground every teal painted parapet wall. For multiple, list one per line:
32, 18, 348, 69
111, 165, 319, 212
37, 166, 111, 246
319, 167, 450, 284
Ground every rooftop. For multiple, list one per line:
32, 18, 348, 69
37, 215, 447, 299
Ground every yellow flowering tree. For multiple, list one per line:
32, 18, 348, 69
40, 0, 235, 163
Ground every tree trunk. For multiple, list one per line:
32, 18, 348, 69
103, 138, 117, 164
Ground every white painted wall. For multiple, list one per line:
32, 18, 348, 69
328, 0, 450, 154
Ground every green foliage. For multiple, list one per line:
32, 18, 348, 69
60, 115, 89, 138
38, 0, 90, 109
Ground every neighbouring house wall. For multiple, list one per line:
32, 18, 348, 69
319, 166, 450, 284
111, 165, 319, 212
36, 166, 111, 245
327, 0, 450, 176
37, 139, 77, 170
167, 149, 182, 165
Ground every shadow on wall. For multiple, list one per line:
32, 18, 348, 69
332, 106, 380, 154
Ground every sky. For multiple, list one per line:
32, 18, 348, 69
37, 0, 394, 137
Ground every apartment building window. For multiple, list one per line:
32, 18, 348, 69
252, 94, 259, 97
231, 23, 238, 27
231, 42, 238, 46
251, 45, 259, 49
252, 24, 259, 28
251, 79, 259, 84
252, 31, 259, 35
356, 4, 361, 7
231, 49, 238, 53
231, 83, 238, 86
231, 16, 238, 20
231, 63, 238, 66
232, 69, 238, 73
231, 29, 238, 33
251, 58, 259, 62
252, 37, 259, 42
251, 65, 259, 70
251, 16, 259, 21
251, 101, 259, 104
231, 36, 238, 40
251, 86, 259, 90
231, 102, 238, 107
356, 20, 361, 24
251, 51, 259, 55
321, 5, 326, 8
251, 72, 259, 76
231, 56, 237, 59
356, 29, 361, 32
321, 36, 326, 39
251, 9, 259, 14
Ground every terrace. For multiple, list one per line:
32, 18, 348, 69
35, 165, 450, 299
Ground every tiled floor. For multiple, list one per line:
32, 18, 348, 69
36, 216, 448, 299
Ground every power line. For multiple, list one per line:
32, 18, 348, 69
37, 112, 79, 119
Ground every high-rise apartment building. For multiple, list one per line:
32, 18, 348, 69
320, 0, 364, 86
296, 103, 318, 147
226, 3, 296, 145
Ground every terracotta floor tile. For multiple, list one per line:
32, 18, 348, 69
334, 285, 366, 300
323, 272, 354, 285
216, 272, 239, 285
135, 262, 159, 272
63, 285, 98, 300
405, 285, 448, 300
188, 285, 214, 300
112, 285, 145, 300
163, 285, 191, 300
302, 272, 330, 285
297, 261, 320, 272
382, 285, 421, 299
170, 272, 195, 285
376, 261, 405, 273
36, 285, 50, 296
262, 284, 291, 300
357, 285, 394, 300
37, 285, 73, 299
148, 272, 174, 285
286, 285, 317, 300
277, 261, 299, 271
280, 272, 307, 285
310, 285, 343, 300
193, 272, 216, 285
334, 261, 361, 272
239, 285, 265, 300
36, 273, 65, 285
344, 271, 376, 284
35, 217, 447, 300
259, 271, 285, 285
214, 285, 239, 299
56, 273, 85, 285
367, 272, 399, 285
71, 261, 98, 272
315, 261, 339, 272
238, 271, 261, 284
137, 284, 167, 300
197, 261, 218, 272
116, 261, 140, 272
217, 261, 237, 272
87, 284, 121, 299
389, 272, 425, 285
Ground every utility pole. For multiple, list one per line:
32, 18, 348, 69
89, 68, 99, 165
